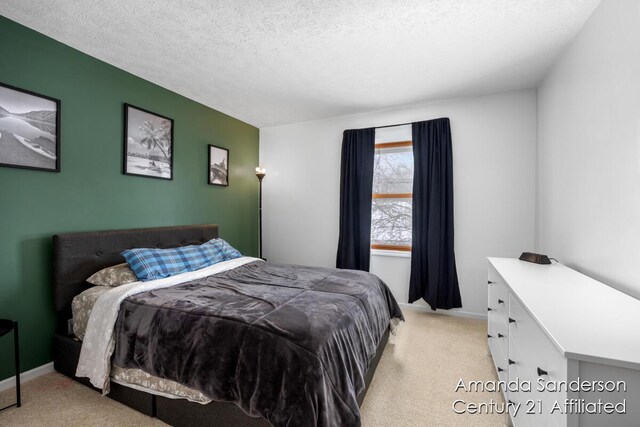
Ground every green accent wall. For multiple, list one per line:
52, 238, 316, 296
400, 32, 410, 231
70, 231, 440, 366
0, 16, 259, 381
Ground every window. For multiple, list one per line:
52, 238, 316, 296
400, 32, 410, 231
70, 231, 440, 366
371, 126, 413, 251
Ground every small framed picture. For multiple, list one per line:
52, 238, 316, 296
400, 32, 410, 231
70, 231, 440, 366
208, 144, 229, 186
123, 104, 173, 180
0, 82, 60, 172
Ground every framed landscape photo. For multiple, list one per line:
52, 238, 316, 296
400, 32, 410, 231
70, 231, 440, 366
0, 82, 60, 172
123, 103, 173, 180
208, 144, 229, 186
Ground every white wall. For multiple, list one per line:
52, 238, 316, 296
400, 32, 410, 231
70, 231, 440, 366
260, 90, 537, 317
537, 0, 640, 300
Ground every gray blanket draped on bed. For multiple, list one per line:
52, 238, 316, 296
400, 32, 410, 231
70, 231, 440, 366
112, 261, 403, 427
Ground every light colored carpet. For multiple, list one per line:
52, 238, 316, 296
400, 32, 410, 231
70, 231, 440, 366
360, 310, 505, 426
0, 310, 505, 426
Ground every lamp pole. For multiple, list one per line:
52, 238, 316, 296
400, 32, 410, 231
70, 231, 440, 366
255, 167, 266, 259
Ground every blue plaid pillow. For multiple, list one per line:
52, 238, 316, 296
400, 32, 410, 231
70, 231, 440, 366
121, 238, 242, 281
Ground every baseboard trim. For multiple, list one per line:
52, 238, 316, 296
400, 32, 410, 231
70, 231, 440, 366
0, 362, 54, 392
399, 303, 487, 320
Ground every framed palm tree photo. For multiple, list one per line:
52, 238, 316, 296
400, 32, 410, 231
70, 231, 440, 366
123, 104, 173, 180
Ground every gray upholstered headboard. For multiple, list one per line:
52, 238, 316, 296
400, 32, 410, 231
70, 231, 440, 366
52, 224, 219, 314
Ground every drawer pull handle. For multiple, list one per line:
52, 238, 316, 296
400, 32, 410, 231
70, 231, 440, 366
508, 359, 516, 365
497, 367, 504, 372
488, 280, 494, 284
498, 299, 504, 304
498, 333, 504, 338
487, 334, 493, 338
488, 307, 493, 312
508, 317, 516, 324
537, 367, 548, 377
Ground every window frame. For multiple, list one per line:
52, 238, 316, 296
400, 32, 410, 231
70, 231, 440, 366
371, 140, 413, 252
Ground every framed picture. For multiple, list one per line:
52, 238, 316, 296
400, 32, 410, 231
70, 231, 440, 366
123, 103, 173, 180
0, 82, 60, 172
208, 144, 229, 186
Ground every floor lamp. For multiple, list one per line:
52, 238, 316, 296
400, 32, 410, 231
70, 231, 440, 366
255, 167, 266, 259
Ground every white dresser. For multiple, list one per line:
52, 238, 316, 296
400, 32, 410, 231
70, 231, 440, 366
488, 258, 640, 427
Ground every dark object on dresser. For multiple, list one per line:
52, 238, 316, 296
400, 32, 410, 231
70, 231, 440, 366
0, 319, 20, 411
52, 224, 395, 426
519, 252, 552, 264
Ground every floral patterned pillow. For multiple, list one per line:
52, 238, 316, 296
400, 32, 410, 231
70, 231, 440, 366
86, 263, 138, 287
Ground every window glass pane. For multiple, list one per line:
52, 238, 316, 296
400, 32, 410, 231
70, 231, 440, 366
371, 198, 412, 246
372, 128, 414, 249
372, 146, 413, 194
375, 124, 411, 144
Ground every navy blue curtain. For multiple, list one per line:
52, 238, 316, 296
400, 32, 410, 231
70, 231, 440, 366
336, 128, 375, 271
409, 118, 462, 309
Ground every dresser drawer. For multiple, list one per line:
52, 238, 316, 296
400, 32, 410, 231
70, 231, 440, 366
509, 346, 566, 427
488, 271, 509, 335
509, 295, 567, 427
509, 296, 566, 380
488, 275, 509, 316
488, 268, 511, 400
488, 308, 509, 343
490, 332, 509, 372
489, 319, 509, 370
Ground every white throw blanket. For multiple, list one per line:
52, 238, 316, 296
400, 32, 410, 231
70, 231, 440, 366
76, 256, 261, 392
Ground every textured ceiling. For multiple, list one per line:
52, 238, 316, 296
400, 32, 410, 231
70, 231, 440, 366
0, 0, 600, 127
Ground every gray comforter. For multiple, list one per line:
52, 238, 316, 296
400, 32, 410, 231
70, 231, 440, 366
112, 261, 403, 426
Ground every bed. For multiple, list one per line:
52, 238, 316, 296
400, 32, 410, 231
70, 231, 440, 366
51, 224, 402, 426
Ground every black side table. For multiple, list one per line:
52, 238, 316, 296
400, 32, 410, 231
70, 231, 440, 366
0, 319, 20, 411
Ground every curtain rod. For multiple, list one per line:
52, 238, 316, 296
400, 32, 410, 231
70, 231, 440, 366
374, 117, 449, 129
375, 121, 413, 129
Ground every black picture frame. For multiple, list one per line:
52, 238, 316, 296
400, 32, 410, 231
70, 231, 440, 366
123, 103, 174, 180
208, 144, 229, 186
0, 81, 61, 172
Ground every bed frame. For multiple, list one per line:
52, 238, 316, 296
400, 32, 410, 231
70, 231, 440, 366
51, 224, 390, 426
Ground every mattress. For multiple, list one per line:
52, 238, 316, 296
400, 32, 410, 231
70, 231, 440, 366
72, 286, 211, 404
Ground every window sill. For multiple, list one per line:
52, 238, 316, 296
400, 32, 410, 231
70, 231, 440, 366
371, 249, 412, 258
